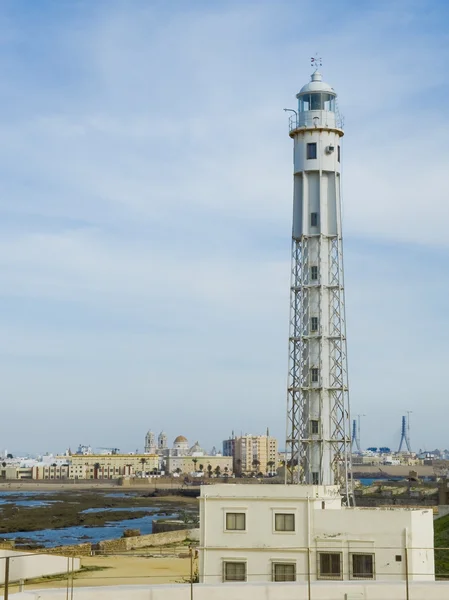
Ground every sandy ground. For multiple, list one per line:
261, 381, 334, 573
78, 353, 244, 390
7, 552, 196, 593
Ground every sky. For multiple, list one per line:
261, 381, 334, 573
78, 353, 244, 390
0, 0, 448, 455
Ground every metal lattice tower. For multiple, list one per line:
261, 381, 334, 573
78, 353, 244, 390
398, 414, 412, 452
351, 419, 357, 452
351, 414, 365, 454
284, 68, 353, 503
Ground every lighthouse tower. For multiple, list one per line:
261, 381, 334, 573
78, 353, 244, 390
285, 67, 352, 502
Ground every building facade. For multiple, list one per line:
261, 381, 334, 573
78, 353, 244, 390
199, 484, 434, 583
222, 436, 235, 458
165, 454, 233, 476
234, 434, 278, 475
67, 454, 159, 478
163, 437, 233, 475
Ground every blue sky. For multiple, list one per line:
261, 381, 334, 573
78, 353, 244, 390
0, 0, 448, 455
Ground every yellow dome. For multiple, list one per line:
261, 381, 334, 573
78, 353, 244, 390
174, 435, 188, 443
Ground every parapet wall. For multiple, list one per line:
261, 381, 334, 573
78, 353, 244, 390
0, 550, 80, 585
7, 580, 449, 600
35, 543, 92, 557
95, 528, 199, 553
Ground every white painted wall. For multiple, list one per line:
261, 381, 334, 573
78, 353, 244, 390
199, 484, 434, 583
5, 580, 449, 600
0, 550, 80, 585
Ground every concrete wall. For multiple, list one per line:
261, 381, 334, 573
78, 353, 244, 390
96, 529, 199, 553
36, 543, 92, 557
0, 550, 80, 584
5, 580, 449, 600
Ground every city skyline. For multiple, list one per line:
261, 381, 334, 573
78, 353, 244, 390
1, 1, 449, 452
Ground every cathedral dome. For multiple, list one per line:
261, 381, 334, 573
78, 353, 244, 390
189, 441, 204, 456
174, 435, 188, 443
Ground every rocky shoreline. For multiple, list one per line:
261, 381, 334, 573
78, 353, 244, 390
0, 490, 198, 549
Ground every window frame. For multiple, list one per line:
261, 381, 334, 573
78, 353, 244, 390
310, 212, 319, 227
224, 511, 246, 532
223, 561, 247, 582
310, 265, 318, 281
311, 317, 319, 332
317, 552, 343, 580
274, 513, 295, 533
272, 562, 296, 582
337, 145, 341, 162
311, 368, 319, 383
310, 419, 319, 435
350, 552, 375, 580
307, 142, 317, 160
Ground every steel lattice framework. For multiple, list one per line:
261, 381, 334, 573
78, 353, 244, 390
285, 233, 353, 503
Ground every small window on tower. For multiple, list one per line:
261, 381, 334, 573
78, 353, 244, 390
312, 472, 319, 485
311, 317, 318, 332
311, 212, 318, 227
311, 419, 319, 434
338, 145, 341, 162
311, 368, 319, 383
307, 143, 317, 159
311, 265, 318, 280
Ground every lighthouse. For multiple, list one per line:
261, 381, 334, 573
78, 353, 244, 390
284, 67, 352, 502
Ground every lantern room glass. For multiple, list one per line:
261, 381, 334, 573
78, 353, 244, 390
298, 93, 335, 113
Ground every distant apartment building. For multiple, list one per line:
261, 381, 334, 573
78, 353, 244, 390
222, 435, 235, 458
233, 434, 278, 475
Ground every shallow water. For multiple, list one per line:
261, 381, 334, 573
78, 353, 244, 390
81, 506, 159, 514
0, 491, 61, 508
0, 512, 178, 548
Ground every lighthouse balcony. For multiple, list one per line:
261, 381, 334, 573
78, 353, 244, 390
289, 112, 342, 132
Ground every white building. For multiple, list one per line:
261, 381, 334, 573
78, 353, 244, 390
199, 484, 434, 583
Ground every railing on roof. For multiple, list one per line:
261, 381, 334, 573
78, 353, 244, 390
288, 112, 344, 132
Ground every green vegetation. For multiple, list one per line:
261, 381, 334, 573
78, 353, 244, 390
434, 513, 449, 578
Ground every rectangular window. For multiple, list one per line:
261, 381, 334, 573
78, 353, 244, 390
310, 265, 318, 280
312, 472, 319, 485
351, 553, 374, 579
311, 212, 318, 226
311, 368, 319, 383
311, 419, 319, 434
275, 513, 295, 532
226, 512, 246, 531
273, 563, 296, 582
307, 142, 317, 159
318, 552, 342, 579
311, 317, 318, 332
223, 562, 246, 582
338, 145, 341, 162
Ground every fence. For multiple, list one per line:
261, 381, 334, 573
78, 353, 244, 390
0, 546, 449, 599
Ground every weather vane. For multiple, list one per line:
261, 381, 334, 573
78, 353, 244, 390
311, 54, 322, 69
